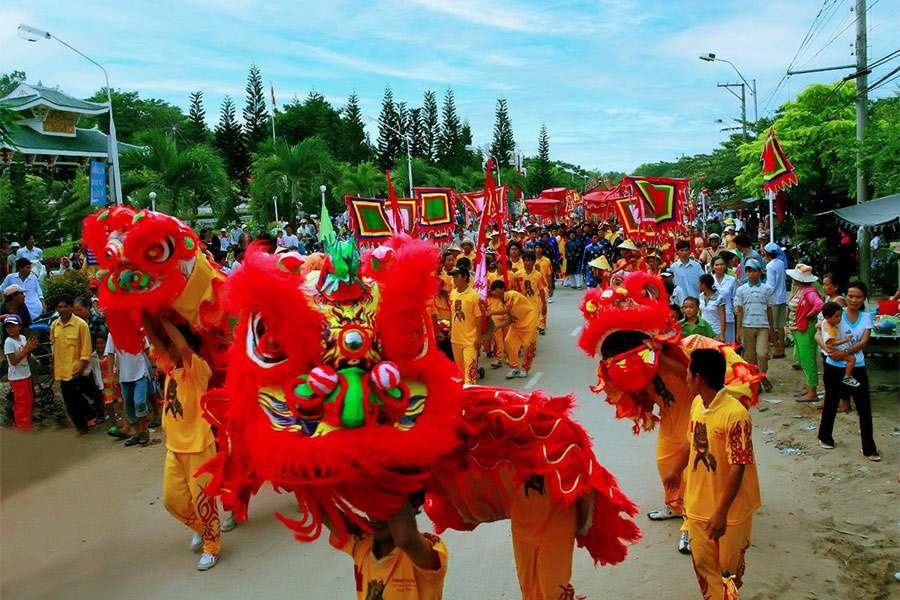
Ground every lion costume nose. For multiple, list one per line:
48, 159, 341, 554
105, 238, 125, 264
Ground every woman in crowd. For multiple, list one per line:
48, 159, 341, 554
710, 254, 737, 343
697, 273, 726, 342
815, 273, 850, 412
785, 265, 824, 403
816, 281, 879, 462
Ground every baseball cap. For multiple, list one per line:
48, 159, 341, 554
10, 241, 20, 248
744, 259, 762, 270
660, 269, 674, 278
448, 266, 468, 276
3, 314, 22, 326
3, 284, 25, 297
708, 233, 720, 239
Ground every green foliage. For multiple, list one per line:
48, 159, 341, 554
44, 269, 91, 308
528, 124, 553, 194
0, 166, 64, 246
185, 91, 210, 146
438, 88, 467, 172
274, 92, 343, 159
213, 96, 249, 190
861, 95, 900, 199
422, 90, 439, 163
0, 71, 27, 97
376, 85, 403, 171
43, 240, 75, 259
120, 130, 231, 221
334, 162, 386, 199
243, 64, 270, 154
491, 98, 516, 169
81, 89, 187, 144
340, 92, 371, 164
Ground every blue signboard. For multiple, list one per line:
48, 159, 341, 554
90, 161, 107, 206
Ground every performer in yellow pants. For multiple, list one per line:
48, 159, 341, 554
664, 349, 760, 600
449, 265, 484, 385
487, 281, 538, 378
163, 444, 221, 555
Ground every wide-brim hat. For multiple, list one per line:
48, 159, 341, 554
618, 239, 639, 251
461, 238, 474, 247
447, 242, 462, 252
588, 256, 611, 271
3, 284, 25, 297
786, 263, 818, 283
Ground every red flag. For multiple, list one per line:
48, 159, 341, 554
385, 170, 402, 234
760, 127, 797, 195
270, 84, 276, 108
775, 190, 789, 221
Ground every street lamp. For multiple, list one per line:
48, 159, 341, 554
148, 191, 156, 212
699, 52, 758, 123
18, 24, 123, 206
363, 116, 413, 198
320, 184, 327, 206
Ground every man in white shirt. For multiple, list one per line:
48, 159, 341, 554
671, 240, 704, 298
279, 224, 302, 252
1, 258, 45, 319
15, 234, 43, 264
218, 228, 232, 252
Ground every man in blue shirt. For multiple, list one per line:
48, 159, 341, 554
671, 240, 704, 299
734, 234, 763, 285
763, 242, 788, 357
0, 258, 45, 320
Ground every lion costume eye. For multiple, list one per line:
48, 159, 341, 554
641, 282, 660, 301
247, 312, 287, 368
144, 237, 175, 264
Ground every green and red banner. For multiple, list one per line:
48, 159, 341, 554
412, 188, 456, 239
760, 127, 798, 195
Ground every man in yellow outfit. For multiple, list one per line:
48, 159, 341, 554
484, 260, 506, 369
514, 251, 547, 336
143, 314, 221, 571
449, 265, 486, 385
664, 349, 760, 600
533, 243, 554, 324
487, 280, 538, 379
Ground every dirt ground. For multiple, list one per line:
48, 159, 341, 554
1, 290, 898, 599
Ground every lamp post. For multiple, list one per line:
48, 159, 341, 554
18, 24, 123, 206
148, 191, 156, 212
465, 145, 502, 188
364, 116, 413, 197
320, 184, 327, 206
699, 53, 757, 124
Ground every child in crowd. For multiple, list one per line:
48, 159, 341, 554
680, 297, 716, 338
94, 335, 130, 440
820, 302, 860, 388
515, 251, 547, 336
3, 314, 38, 430
487, 280, 538, 379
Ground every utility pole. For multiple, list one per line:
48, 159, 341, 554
717, 82, 747, 142
855, 0, 870, 284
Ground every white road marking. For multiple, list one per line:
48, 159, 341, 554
525, 372, 543, 389
570, 326, 582, 337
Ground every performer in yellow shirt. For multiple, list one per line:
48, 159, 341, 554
487, 280, 538, 379
514, 251, 547, 336
664, 349, 760, 600
484, 260, 506, 368
533, 243, 554, 324
449, 266, 486, 385
507, 241, 524, 273
323, 493, 448, 600
142, 314, 221, 571
434, 252, 456, 322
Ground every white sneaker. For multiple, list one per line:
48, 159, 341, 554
678, 530, 691, 554
490, 360, 503, 368
516, 370, 529, 378
190, 532, 203, 553
222, 512, 237, 532
647, 507, 680, 521
505, 368, 520, 379
197, 552, 218, 571
548, 297, 554, 303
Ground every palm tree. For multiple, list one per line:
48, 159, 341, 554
250, 137, 335, 222
120, 130, 231, 220
335, 162, 386, 199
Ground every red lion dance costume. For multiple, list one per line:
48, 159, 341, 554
577, 271, 761, 545
198, 228, 640, 592
82, 206, 229, 373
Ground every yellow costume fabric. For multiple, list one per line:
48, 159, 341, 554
162, 443, 221, 555
450, 287, 482, 384
504, 291, 538, 371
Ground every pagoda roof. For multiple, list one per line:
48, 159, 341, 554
2, 124, 139, 158
0, 83, 108, 116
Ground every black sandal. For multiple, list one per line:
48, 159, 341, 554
138, 432, 150, 446
124, 435, 141, 447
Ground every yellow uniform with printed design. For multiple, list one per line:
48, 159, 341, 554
684, 390, 760, 600
159, 352, 220, 556
516, 267, 547, 330
434, 271, 454, 321
504, 291, 538, 372
333, 531, 448, 600
449, 286, 483, 385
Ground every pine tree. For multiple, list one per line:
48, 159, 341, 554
407, 108, 426, 159
529, 123, 553, 195
422, 90, 439, 163
214, 95, 249, 190
185, 91, 209, 146
376, 85, 402, 172
341, 91, 371, 164
438, 87, 462, 172
243, 64, 269, 153
490, 98, 515, 167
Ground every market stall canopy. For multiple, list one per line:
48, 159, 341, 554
826, 194, 899, 228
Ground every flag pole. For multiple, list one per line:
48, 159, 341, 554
768, 190, 775, 244
270, 80, 277, 143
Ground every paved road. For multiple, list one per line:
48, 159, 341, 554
0, 285, 819, 599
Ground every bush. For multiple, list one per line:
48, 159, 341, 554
43, 240, 75, 259
43, 269, 91, 308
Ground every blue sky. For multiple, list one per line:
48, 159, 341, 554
4, 0, 899, 172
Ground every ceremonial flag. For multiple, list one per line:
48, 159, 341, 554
412, 188, 455, 238
614, 196, 641, 236
270, 84, 276, 108
346, 197, 394, 246
760, 127, 798, 195
385, 170, 403, 233
626, 177, 686, 227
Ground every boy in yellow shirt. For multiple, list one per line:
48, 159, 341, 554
487, 280, 538, 379
142, 314, 221, 571
514, 251, 547, 336
323, 492, 448, 600
664, 348, 760, 600
533, 243, 554, 321
484, 261, 506, 368
449, 266, 487, 385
